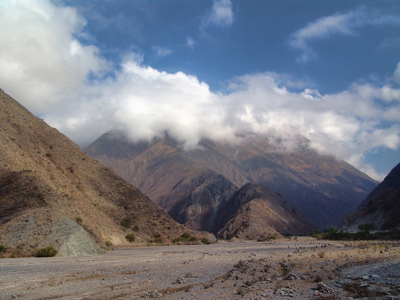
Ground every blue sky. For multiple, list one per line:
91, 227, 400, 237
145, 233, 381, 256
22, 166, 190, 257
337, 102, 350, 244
0, 0, 399, 180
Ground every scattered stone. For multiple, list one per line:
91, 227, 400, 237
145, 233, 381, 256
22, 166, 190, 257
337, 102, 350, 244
142, 290, 162, 298
334, 281, 343, 288
285, 273, 297, 280
174, 277, 186, 284
185, 273, 198, 278
275, 288, 295, 297
362, 275, 369, 280
317, 282, 333, 293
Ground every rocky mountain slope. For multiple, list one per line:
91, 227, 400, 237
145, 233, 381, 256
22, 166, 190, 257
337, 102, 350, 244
86, 131, 378, 231
215, 183, 314, 239
0, 89, 191, 256
341, 162, 400, 232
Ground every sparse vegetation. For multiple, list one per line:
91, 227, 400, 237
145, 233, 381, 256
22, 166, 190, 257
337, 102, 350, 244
105, 241, 113, 247
201, 238, 211, 245
314, 224, 400, 241
75, 217, 83, 224
154, 237, 163, 244
125, 233, 135, 243
121, 217, 132, 229
181, 232, 192, 239
132, 225, 140, 232
173, 237, 188, 244
35, 246, 58, 257
172, 232, 199, 244
0, 245, 7, 254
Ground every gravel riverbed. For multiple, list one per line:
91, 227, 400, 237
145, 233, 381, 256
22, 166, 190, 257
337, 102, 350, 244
1, 238, 399, 299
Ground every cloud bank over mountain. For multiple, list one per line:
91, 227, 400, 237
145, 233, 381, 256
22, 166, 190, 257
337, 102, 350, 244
0, 0, 399, 180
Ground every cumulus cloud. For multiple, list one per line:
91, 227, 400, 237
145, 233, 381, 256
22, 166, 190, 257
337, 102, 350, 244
290, 7, 400, 62
0, 0, 110, 113
200, 0, 234, 30
1, 0, 399, 180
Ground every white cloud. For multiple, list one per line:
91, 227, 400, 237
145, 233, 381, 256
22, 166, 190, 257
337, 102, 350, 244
0, 0, 110, 113
200, 0, 234, 30
290, 7, 400, 62
151, 45, 173, 57
186, 37, 196, 48
0, 0, 399, 181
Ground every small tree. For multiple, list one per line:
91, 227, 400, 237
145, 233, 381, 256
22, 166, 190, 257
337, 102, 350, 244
36, 246, 58, 257
358, 223, 374, 233
125, 233, 135, 243
323, 227, 338, 240
358, 223, 375, 239
0, 245, 7, 254
201, 238, 211, 245
121, 217, 132, 229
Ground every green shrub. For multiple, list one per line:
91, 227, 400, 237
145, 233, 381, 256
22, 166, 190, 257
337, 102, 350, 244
154, 237, 163, 244
201, 238, 211, 245
121, 217, 132, 229
75, 217, 83, 224
132, 225, 140, 232
189, 236, 198, 242
125, 233, 135, 243
173, 237, 188, 244
0, 245, 7, 253
35, 246, 57, 257
181, 232, 192, 239
105, 241, 113, 247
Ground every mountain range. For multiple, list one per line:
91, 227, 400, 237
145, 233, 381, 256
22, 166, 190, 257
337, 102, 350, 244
86, 131, 378, 231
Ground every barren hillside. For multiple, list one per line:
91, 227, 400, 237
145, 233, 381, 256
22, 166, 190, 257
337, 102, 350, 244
0, 89, 193, 256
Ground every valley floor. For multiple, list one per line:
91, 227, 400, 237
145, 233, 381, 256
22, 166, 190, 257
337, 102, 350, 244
1, 237, 400, 299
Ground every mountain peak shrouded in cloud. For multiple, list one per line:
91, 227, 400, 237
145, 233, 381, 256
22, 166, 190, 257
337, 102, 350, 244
0, 0, 399, 181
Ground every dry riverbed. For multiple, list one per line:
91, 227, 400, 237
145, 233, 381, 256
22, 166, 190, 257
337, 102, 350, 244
1, 237, 400, 299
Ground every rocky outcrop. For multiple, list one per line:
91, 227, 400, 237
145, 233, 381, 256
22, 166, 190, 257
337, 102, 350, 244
341, 162, 400, 232
0, 210, 101, 256
169, 174, 237, 232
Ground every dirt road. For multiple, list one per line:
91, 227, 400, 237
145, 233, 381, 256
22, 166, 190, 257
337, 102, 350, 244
1, 238, 399, 299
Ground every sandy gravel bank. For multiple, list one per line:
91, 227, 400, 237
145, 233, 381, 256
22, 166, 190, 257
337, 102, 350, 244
1, 237, 399, 299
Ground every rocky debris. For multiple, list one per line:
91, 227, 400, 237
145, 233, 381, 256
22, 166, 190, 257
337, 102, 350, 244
174, 277, 186, 284
142, 290, 162, 298
280, 262, 293, 273
285, 273, 297, 280
316, 282, 333, 293
185, 273, 198, 278
274, 287, 295, 297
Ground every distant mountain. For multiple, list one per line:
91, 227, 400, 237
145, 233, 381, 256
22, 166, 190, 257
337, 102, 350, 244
341, 162, 400, 232
0, 89, 192, 256
86, 131, 378, 231
216, 183, 314, 239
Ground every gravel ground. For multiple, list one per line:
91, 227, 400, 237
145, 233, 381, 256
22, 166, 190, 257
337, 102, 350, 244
1, 238, 400, 299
